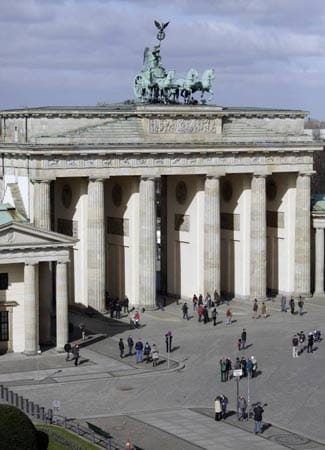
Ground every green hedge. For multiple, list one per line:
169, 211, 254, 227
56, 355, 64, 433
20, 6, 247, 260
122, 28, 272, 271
0, 404, 41, 450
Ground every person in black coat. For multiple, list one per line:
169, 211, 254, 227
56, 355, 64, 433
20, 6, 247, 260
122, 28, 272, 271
253, 403, 264, 434
307, 332, 314, 353
119, 338, 125, 358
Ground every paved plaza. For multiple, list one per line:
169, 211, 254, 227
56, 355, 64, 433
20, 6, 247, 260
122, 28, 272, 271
1, 297, 325, 449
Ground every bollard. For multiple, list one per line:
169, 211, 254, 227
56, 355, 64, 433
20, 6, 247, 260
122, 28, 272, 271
19, 396, 24, 410
34, 404, 40, 419
24, 399, 29, 414
13, 393, 18, 407
40, 407, 45, 421
0, 385, 4, 399
4, 387, 8, 402
8, 391, 14, 405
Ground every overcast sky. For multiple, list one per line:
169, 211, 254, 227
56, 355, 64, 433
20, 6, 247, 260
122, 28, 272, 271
1, 0, 325, 117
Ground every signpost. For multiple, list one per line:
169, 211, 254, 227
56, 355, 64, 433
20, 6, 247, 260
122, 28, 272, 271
233, 369, 243, 419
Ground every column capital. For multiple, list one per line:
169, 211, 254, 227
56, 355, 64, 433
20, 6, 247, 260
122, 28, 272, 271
24, 260, 38, 266
297, 171, 315, 177
252, 172, 269, 179
88, 177, 105, 182
57, 259, 70, 265
31, 178, 54, 184
140, 175, 156, 182
205, 173, 224, 180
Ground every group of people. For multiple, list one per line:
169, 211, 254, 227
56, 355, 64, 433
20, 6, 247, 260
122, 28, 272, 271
219, 355, 258, 381
107, 295, 130, 319
252, 299, 268, 319
292, 329, 321, 357
281, 295, 305, 315
182, 292, 232, 326
118, 336, 160, 366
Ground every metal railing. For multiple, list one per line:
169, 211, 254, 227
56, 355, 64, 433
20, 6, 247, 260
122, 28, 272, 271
0, 384, 125, 449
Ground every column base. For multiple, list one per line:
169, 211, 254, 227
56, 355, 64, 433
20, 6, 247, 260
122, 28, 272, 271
56, 347, 65, 353
24, 350, 37, 356
313, 292, 325, 299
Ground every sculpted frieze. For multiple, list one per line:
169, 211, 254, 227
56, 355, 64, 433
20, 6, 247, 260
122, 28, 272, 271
149, 118, 219, 134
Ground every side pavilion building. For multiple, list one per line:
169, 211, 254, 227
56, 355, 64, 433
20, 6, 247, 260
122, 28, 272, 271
0, 104, 322, 352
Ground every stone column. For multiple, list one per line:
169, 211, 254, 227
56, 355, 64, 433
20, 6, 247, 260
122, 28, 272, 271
250, 174, 267, 300
139, 176, 156, 308
314, 227, 325, 296
204, 175, 221, 296
33, 180, 51, 230
295, 173, 311, 296
88, 178, 105, 311
160, 176, 168, 295
24, 262, 38, 355
56, 261, 68, 352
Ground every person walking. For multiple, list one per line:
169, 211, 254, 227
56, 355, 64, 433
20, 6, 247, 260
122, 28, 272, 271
238, 395, 247, 421
151, 344, 159, 367
298, 331, 305, 354
292, 334, 299, 358
119, 338, 125, 358
298, 296, 304, 316
198, 304, 204, 322
192, 294, 198, 311
143, 341, 151, 363
72, 344, 80, 366
64, 343, 72, 361
203, 305, 209, 324
214, 396, 222, 421
135, 338, 143, 363
261, 302, 267, 318
225, 357, 232, 381
127, 335, 134, 356
252, 299, 259, 319
281, 295, 287, 312
220, 394, 228, 419
123, 296, 129, 314
307, 332, 314, 353
246, 358, 253, 378
289, 297, 295, 315
241, 356, 247, 377
253, 402, 264, 434
182, 302, 189, 320
165, 330, 173, 353
211, 307, 218, 326
220, 358, 227, 382
241, 329, 247, 349
251, 356, 257, 378
225, 307, 232, 325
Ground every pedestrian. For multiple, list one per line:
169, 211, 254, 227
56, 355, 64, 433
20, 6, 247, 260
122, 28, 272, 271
241, 356, 247, 377
307, 332, 314, 353
252, 299, 259, 319
261, 302, 267, 318
198, 294, 203, 306
211, 307, 218, 326
135, 338, 143, 363
289, 297, 295, 315
238, 395, 247, 421
253, 402, 264, 434
251, 356, 257, 378
214, 396, 222, 421
281, 295, 287, 312
132, 310, 140, 328
72, 344, 80, 366
298, 331, 305, 354
225, 307, 232, 325
64, 342, 72, 361
292, 334, 299, 358
298, 296, 304, 316
226, 357, 232, 381
220, 394, 228, 419
165, 331, 173, 353
119, 338, 125, 358
246, 358, 253, 378
127, 335, 134, 356
123, 296, 129, 313
192, 294, 198, 311
182, 302, 189, 320
143, 341, 151, 363
234, 357, 241, 370
214, 289, 221, 306
241, 329, 247, 349
115, 301, 122, 319
151, 344, 159, 367
220, 358, 227, 382
203, 305, 209, 324
198, 304, 204, 322
237, 338, 242, 351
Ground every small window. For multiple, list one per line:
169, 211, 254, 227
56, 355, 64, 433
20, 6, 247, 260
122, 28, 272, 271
0, 311, 9, 341
0, 274, 8, 290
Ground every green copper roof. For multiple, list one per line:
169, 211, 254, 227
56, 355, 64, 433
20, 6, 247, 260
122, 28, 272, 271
0, 203, 28, 225
311, 195, 325, 212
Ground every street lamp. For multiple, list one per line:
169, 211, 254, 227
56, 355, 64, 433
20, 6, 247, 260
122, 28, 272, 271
36, 349, 42, 384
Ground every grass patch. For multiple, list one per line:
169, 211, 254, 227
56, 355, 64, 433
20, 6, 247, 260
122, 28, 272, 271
37, 425, 101, 450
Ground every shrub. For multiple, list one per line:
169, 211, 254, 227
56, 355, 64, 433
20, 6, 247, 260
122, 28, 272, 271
0, 404, 40, 450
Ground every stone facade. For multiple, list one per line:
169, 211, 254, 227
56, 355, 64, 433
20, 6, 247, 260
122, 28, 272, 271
0, 104, 322, 352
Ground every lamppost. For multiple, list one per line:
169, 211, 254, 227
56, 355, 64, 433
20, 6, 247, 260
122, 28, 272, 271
233, 369, 243, 419
36, 349, 42, 384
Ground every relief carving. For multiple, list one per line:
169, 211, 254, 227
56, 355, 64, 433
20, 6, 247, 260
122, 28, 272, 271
149, 118, 218, 134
